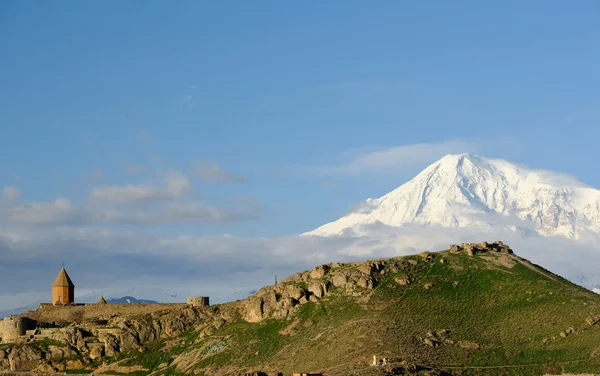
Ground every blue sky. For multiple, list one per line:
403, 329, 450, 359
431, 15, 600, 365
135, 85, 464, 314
0, 1, 599, 307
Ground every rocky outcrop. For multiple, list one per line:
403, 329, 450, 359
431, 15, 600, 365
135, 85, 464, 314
0, 305, 221, 372
449, 241, 513, 256
239, 260, 384, 323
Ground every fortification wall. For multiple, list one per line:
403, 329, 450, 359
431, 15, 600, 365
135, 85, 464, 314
0, 316, 36, 343
24, 303, 186, 325
187, 296, 210, 307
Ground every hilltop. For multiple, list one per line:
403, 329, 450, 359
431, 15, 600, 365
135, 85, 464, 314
4, 242, 600, 375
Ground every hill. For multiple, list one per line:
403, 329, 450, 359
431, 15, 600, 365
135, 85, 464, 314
4, 242, 600, 376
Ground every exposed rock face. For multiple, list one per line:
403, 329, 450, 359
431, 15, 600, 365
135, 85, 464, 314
1, 305, 220, 372
237, 259, 384, 323
309, 264, 330, 279
448, 241, 513, 256
586, 314, 600, 326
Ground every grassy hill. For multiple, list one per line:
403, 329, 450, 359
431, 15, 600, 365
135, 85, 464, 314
102, 242, 600, 376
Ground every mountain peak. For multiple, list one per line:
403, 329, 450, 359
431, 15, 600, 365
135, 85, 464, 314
304, 155, 600, 239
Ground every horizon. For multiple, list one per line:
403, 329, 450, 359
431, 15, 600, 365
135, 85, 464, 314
1, 1, 599, 310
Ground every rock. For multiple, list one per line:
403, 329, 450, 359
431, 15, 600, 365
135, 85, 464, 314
332, 273, 348, 287
303, 320, 314, 328
242, 298, 264, 323
453, 281, 460, 287
408, 259, 418, 265
65, 359, 85, 370
463, 244, 476, 256
298, 296, 308, 305
458, 341, 480, 350
419, 251, 433, 261
46, 345, 66, 359
35, 362, 57, 373
358, 263, 374, 275
309, 295, 319, 303
283, 285, 304, 301
395, 276, 411, 286
586, 314, 600, 326
449, 244, 462, 253
308, 282, 325, 298
119, 331, 139, 351
213, 319, 225, 330
282, 272, 303, 283
309, 264, 330, 279
99, 333, 119, 357
560, 331, 567, 338
440, 258, 446, 264
542, 338, 550, 343
89, 345, 104, 360
424, 283, 433, 290
356, 275, 374, 289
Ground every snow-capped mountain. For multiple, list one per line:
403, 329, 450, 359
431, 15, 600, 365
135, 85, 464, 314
304, 153, 600, 240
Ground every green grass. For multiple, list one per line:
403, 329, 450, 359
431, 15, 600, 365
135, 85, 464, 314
30, 337, 66, 349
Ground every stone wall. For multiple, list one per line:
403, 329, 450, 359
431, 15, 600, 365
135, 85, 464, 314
0, 316, 36, 343
24, 303, 186, 325
187, 296, 210, 307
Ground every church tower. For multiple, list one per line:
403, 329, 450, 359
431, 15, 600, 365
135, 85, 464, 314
52, 267, 75, 305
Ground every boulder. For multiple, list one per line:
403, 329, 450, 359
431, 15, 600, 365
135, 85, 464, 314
358, 263, 374, 275
35, 362, 57, 373
395, 276, 411, 286
308, 282, 325, 298
283, 285, 304, 301
89, 344, 104, 360
356, 276, 374, 289
119, 331, 139, 352
449, 244, 462, 253
65, 359, 85, 370
309, 264, 330, 279
458, 341, 480, 350
242, 298, 264, 323
332, 273, 348, 287
419, 251, 433, 261
99, 333, 119, 357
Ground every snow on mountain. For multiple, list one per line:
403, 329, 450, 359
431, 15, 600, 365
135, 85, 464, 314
304, 153, 600, 240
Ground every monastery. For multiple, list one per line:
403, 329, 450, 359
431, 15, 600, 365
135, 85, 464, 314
0, 266, 209, 344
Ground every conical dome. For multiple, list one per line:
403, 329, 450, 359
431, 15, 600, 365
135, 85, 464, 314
97, 296, 107, 305
52, 267, 75, 288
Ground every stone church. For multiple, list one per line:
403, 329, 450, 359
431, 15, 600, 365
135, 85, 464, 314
52, 267, 75, 305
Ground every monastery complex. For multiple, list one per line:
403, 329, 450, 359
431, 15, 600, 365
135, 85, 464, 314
0, 267, 209, 344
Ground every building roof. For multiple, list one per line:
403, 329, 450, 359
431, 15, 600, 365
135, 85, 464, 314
52, 267, 75, 288
97, 296, 107, 305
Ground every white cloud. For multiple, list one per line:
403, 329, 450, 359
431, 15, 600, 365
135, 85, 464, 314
309, 139, 476, 177
0, 165, 258, 228
192, 161, 246, 184
1, 222, 599, 310
90, 172, 190, 205
6, 198, 83, 225
183, 95, 193, 102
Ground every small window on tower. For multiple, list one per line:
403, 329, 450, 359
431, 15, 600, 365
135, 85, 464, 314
59, 296, 63, 303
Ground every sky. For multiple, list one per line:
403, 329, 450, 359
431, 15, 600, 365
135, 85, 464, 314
0, 1, 599, 309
